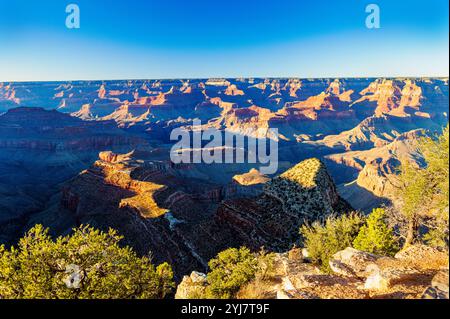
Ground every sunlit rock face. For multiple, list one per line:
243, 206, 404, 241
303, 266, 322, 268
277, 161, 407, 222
216, 158, 352, 253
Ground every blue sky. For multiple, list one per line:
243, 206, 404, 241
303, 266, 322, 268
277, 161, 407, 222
0, 0, 448, 81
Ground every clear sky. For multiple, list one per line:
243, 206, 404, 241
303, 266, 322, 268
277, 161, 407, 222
0, 0, 448, 81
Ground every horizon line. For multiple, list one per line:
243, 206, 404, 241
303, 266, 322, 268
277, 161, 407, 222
1, 75, 449, 84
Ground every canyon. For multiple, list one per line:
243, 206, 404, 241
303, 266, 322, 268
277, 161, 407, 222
0, 77, 448, 279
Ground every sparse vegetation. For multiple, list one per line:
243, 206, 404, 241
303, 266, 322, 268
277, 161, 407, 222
199, 247, 276, 299
205, 247, 257, 299
300, 213, 364, 273
0, 225, 174, 299
395, 125, 449, 248
236, 278, 279, 299
353, 208, 399, 256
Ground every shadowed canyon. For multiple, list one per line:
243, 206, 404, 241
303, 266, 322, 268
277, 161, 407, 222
0, 77, 448, 279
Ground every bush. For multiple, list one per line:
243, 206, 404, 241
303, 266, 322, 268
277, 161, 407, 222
0, 225, 174, 299
205, 247, 258, 299
353, 208, 399, 256
300, 213, 363, 273
423, 224, 449, 248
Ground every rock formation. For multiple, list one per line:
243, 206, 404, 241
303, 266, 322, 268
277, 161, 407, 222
216, 158, 352, 251
0, 77, 448, 288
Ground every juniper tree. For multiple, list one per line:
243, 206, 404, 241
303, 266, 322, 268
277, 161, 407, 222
395, 125, 449, 247
0, 225, 174, 299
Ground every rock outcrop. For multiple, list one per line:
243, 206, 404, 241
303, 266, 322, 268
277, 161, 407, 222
325, 129, 426, 211
170, 245, 449, 300
422, 270, 449, 299
216, 158, 352, 251
328, 247, 380, 278
32, 153, 352, 280
328, 246, 448, 298
232, 168, 270, 186
264, 158, 345, 219
175, 271, 208, 299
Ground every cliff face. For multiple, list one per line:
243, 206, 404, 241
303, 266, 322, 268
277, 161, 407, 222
0, 107, 143, 150
4, 78, 445, 140
325, 130, 425, 211
0, 108, 145, 244
216, 158, 352, 251
57, 152, 211, 278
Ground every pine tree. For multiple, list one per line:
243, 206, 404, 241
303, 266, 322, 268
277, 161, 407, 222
353, 208, 399, 256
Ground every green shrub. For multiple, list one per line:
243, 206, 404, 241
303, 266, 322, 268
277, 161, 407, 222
0, 224, 174, 299
300, 213, 363, 273
353, 208, 399, 256
205, 247, 258, 299
423, 224, 449, 249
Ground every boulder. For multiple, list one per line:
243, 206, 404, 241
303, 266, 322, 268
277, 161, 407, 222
175, 271, 208, 299
421, 269, 449, 299
329, 247, 380, 277
395, 244, 445, 261
364, 264, 422, 291
190, 271, 207, 284
363, 265, 390, 291
431, 269, 449, 292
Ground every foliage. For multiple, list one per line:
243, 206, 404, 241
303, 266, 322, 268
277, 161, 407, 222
395, 125, 449, 247
0, 225, 174, 299
199, 247, 277, 299
423, 220, 449, 248
420, 125, 449, 248
205, 247, 257, 299
353, 208, 399, 256
300, 213, 364, 273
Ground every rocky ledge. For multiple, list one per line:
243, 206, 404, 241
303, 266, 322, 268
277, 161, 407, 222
176, 245, 449, 299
